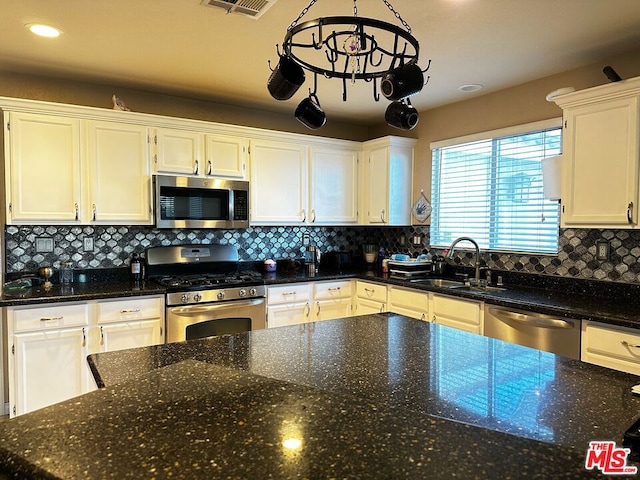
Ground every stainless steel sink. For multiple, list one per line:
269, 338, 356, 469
448, 285, 507, 293
412, 278, 465, 287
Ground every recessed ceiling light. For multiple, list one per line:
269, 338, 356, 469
26, 23, 62, 38
458, 84, 484, 93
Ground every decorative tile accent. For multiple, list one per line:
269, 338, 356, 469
5, 225, 640, 285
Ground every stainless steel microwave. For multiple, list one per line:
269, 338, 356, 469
154, 175, 249, 229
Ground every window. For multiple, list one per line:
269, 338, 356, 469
430, 119, 561, 254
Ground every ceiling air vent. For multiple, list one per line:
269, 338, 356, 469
201, 0, 277, 19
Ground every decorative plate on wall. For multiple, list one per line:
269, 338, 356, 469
412, 190, 432, 223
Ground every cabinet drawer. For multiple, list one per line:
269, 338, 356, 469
313, 281, 352, 300
582, 321, 640, 375
267, 284, 310, 305
97, 296, 163, 324
356, 281, 387, 302
432, 295, 481, 326
389, 286, 428, 311
11, 303, 89, 332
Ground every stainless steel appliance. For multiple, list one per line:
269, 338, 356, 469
153, 175, 249, 229
484, 305, 580, 359
146, 244, 265, 343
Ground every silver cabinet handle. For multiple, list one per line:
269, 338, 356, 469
40, 316, 63, 321
305, 302, 310, 317
621, 340, 640, 349
120, 309, 141, 314
207, 160, 213, 175
628, 202, 634, 224
194, 159, 199, 175
379, 303, 385, 313
100, 326, 105, 346
301, 209, 306, 222
488, 307, 574, 329
311, 209, 316, 223
364, 287, 375, 295
380, 209, 386, 223
82, 327, 86, 347
316, 301, 320, 316
281, 292, 296, 296
328, 287, 341, 291
92, 204, 97, 222
421, 313, 426, 321
74, 203, 79, 221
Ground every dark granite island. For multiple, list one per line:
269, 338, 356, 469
1, 313, 640, 479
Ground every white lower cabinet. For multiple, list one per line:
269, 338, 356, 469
6, 295, 164, 417
581, 320, 640, 375
354, 281, 388, 315
94, 297, 164, 354
312, 280, 353, 321
388, 286, 429, 321
430, 294, 483, 335
266, 283, 312, 328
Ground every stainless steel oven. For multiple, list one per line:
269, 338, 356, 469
166, 290, 266, 343
146, 244, 266, 343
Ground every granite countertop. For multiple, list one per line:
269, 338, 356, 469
1, 313, 639, 478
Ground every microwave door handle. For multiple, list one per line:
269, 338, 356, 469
170, 298, 264, 315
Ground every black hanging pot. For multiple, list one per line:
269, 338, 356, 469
267, 55, 306, 101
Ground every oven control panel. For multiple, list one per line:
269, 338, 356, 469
167, 285, 266, 306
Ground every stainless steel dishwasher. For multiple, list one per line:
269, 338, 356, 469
484, 305, 581, 359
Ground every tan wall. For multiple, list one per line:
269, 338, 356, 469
369, 48, 640, 218
0, 70, 369, 142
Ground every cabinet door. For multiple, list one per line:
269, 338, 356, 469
365, 146, 390, 224
562, 97, 639, 226
5, 112, 81, 223
206, 134, 247, 179
250, 139, 307, 224
154, 127, 202, 175
309, 146, 358, 224
389, 286, 429, 321
314, 299, 352, 321
98, 319, 163, 353
354, 298, 387, 315
581, 320, 640, 375
431, 294, 482, 334
86, 120, 152, 224
12, 327, 89, 416
267, 303, 311, 328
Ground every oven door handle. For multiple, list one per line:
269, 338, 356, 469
169, 298, 264, 316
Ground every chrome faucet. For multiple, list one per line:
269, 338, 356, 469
447, 237, 481, 285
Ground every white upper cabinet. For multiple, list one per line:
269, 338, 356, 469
309, 145, 359, 224
85, 120, 152, 224
250, 138, 308, 224
361, 136, 415, 225
554, 77, 640, 228
205, 134, 247, 179
153, 127, 203, 175
153, 128, 247, 179
4, 112, 82, 223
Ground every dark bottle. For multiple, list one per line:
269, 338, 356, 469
130, 253, 142, 283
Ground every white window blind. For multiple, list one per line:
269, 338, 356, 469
430, 122, 561, 254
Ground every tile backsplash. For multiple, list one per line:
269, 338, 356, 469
5, 225, 640, 284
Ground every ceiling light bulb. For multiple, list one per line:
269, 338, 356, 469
26, 23, 62, 38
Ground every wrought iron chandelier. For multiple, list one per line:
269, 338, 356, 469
267, 0, 430, 130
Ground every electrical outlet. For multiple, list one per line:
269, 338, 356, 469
302, 232, 310, 247
83, 236, 94, 252
596, 240, 610, 261
35, 237, 54, 253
